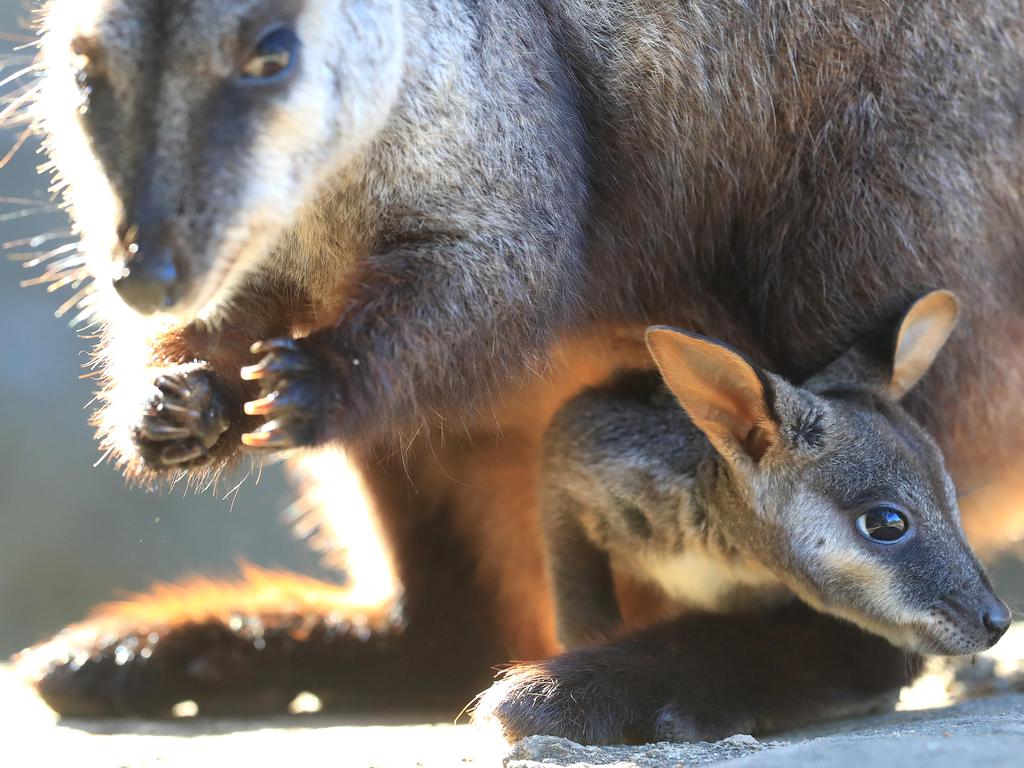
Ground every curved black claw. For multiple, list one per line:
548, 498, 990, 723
132, 368, 231, 468
241, 338, 324, 451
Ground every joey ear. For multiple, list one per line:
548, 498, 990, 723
803, 290, 961, 398
888, 290, 960, 399
646, 326, 778, 463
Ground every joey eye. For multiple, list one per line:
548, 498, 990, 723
856, 505, 909, 543
241, 27, 299, 81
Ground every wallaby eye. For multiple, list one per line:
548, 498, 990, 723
70, 37, 104, 110
75, 68, 94, 102
856, 505, 909, 543
241, 27, 299, 81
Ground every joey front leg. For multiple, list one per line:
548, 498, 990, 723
241, 237, 584, 451
542, 492, 623, 648
476, 601, 923, 745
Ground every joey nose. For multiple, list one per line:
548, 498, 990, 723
981, 599, 1011, 644
112, 240, 185, 315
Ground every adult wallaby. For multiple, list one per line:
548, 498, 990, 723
10, 0, 1024, 742
540, 292, 1008, 661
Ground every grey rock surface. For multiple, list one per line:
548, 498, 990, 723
505, 695, 1024, 768
507, 733, 774, 766
2, 625, 1022, 768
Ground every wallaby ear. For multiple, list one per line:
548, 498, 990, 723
888, 289, 960, 399
646, 326, 778, 463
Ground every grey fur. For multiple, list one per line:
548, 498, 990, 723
24, 0, 1024, 492
543, 300, 1006, 655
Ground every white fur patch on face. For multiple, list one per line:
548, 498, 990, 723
773, 488, 934, 649
192, 0, 406, 322
36, 1, 124, 313
814, 549, 931, 648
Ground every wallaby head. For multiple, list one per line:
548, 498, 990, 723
646, 290, 1010, 655
35, 0, 404, 322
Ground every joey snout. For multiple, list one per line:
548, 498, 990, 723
924, 581, 1011, 655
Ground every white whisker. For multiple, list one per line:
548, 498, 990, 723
0, 62, 41, 90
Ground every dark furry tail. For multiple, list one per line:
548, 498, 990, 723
13, 565, 497, 718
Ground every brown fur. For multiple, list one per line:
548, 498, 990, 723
11, 0, 1024, 735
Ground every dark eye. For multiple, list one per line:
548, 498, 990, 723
856, 505, 909, 543
74, 65, 109, 121
71, 39, 103, 110
241, 27, 299, 81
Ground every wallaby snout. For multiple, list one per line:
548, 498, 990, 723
928, 570, 1012, 654
112, 225, 190, 315
981, 596, 1012, 643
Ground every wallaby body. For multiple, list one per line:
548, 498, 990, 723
10, 0, 1024, 743
542, 296, 1009, 657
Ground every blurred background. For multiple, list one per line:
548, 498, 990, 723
0, 1, 1020, 662
0, 1, 323, 657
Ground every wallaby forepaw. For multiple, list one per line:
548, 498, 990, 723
132, 367, 230, 468
241, 338, 326, 450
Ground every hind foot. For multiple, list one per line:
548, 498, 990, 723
132, 367, 230, 468
13, 567, 408, 718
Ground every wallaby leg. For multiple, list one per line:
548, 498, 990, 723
541, 491, 623, 648
476, 600, 922, 744
15, 449, 507, 718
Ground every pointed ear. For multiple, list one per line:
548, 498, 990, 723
888, 289, 960, 399
646, 327, 778, 463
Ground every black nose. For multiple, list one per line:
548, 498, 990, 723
112, 240, 184, 315
982, 599, 1012, 643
